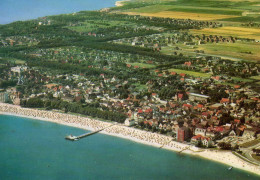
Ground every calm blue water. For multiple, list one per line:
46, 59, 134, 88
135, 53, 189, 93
0, 114, 259, 180
0, 0, 118, 24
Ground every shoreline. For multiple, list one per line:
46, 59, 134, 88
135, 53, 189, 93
0, 103, 259, 176
115, 0, 130, 7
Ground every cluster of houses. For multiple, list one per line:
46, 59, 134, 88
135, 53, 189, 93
115, 31, 239, 51
0, 11, 259, 150
0, 36, 39, 47
0, 52, 259, 150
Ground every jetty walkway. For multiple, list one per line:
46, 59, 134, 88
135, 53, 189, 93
65, 124, 114, 141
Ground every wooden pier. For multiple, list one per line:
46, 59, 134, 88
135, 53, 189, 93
65, 125, 113, 141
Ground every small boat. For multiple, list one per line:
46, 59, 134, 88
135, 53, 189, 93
228, 167, 233, 170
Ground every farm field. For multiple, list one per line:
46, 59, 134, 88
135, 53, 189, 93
196, 42, 260, 62
191, 26, 260, 40
120, 0, 260, 22
123, 11, 239, 21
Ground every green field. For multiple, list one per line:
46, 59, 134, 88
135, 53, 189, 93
128, 62, 156, 69
169, 68, 211, 78
127, 4, 243, 16
67, 20, 137, 33
0, 57, 25, 64
231, 77, 254, 83
195, 42, 260, 62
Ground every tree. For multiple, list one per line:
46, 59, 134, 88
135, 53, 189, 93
218, 142, 231, 150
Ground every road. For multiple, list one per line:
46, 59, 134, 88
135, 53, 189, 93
241, 142, 260, 165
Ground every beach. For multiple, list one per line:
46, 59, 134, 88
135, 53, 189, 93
0, 102, 259, 176
115, 0, 130, 7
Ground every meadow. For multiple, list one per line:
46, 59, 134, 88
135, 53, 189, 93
195, 42, 260, 62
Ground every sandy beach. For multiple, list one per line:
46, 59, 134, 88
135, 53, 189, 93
0, 102, 259, 176
115, 0, 130, 7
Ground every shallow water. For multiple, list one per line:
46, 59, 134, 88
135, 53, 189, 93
0, 114, 259, 180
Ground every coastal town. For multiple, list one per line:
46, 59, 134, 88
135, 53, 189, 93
0, 0, 260, 177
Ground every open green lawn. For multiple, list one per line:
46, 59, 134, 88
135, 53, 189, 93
231, 77, 254, 83
133, 82, 148, 91
128, 62, 156, 68
240, 139, 260, 148
250, 76, 260, 80
67, 20, 137, 33
0, 57, 25, 64
194, 42, 260, 62
169, 68, 211, 78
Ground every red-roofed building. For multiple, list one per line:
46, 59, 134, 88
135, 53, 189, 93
180, 73, 186, 77
215, 126, 224, 132
145, 108, 153, 113
170, 71, 177, 75
234, 85, 240, 89
220, 98, 230, 104
212, 76, 220, 81
177, 127, 191, 142
197, 104, 204, 108
138, 109, 143, 114
152, 93, 157, 96
184, 61, 192, 66
183, 104, 192, 108
178, 93, 183, 100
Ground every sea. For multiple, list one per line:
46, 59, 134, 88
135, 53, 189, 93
0, 114, 259, 180
0, 0, 119, 24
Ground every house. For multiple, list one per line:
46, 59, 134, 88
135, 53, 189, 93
191, 134, 203, 145
201, 136, 213, 147
191, 134, 213, 147
229, 130, 236, 136
125, 119, 135, 127
220, 98, 230, 104
195, 128, 206, 136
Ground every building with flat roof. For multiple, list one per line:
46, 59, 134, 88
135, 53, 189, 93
189, 93, 209, 102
